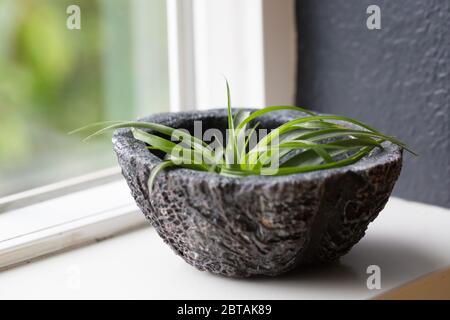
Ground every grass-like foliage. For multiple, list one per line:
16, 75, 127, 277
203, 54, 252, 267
72, 81, 414, 193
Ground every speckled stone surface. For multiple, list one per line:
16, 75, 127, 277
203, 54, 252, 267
113, 109, 403, 277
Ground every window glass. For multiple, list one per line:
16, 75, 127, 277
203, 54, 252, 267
0, 0, 169, 196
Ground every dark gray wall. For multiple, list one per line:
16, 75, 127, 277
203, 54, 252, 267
296, 0, 450, 208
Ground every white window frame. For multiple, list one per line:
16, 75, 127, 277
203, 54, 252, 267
0, 0, 297, 270
167, 0, 296, 109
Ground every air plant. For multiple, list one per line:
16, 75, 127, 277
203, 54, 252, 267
72, 81, 414, 194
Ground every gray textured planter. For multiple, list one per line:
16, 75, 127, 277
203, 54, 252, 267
113, 109, 402, 277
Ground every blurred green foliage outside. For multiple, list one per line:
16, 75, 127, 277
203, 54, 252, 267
0, 0, 135, 195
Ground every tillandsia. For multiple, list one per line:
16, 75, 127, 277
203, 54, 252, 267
72, 81, 415, 194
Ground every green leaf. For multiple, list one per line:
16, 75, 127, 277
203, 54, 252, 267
237, 105, 317, 130
148, 160, 176, 195
224, 79, 238, 168
68, 120, 126, 135
261, 146, 374, 176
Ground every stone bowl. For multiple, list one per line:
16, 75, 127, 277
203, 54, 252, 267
113, 108, 402, 277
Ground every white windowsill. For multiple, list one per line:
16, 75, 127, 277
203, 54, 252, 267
0, 179, 146, 270
0, 196, 449, 299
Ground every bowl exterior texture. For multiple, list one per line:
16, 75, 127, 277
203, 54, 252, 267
113, 109, 402, 277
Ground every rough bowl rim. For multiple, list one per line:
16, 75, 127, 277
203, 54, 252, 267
112, 108, 402, 187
